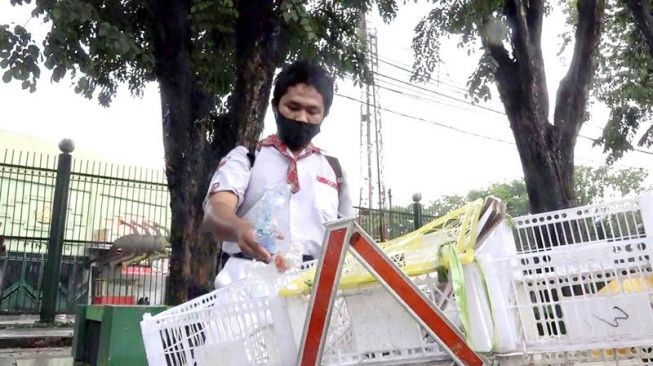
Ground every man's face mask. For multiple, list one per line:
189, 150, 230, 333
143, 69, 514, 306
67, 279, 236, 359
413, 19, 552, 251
275, 111, 321, 151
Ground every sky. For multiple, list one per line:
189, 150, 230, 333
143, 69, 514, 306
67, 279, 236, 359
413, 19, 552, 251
1, 2, 651, 208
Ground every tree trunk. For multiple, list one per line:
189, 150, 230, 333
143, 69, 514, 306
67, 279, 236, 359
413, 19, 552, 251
233, 0, 282, 148
489, 51, 573, 212
150, 0, 285, 304
509, 116, 573, 213
627, 0, 653, 59
481, 0, 605, 214
151, 0, 220, 304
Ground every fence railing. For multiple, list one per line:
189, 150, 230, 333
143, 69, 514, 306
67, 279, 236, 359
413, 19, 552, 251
0, 142, 432, 316
354, 206, 436, 242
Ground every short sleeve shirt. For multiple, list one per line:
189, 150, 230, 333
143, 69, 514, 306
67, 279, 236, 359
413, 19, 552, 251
204, 143, 353, 258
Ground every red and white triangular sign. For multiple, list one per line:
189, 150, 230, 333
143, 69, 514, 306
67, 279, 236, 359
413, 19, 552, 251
296, 218, 487, 366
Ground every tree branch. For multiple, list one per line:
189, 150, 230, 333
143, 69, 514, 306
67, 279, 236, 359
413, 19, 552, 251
508, 0, 535, 67
482, 38, 519, 105
626, 0, 653, 59
502, 0, 549, 124
525, 0, 545, 46
554, 0, 606, 150
234, 0, 280, 149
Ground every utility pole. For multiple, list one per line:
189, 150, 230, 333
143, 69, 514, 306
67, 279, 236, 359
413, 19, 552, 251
358, 13, 387, 240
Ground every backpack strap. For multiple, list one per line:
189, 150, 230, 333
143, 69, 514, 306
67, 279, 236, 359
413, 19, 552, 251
324, 155, 343, 190
246, 146, 256, 168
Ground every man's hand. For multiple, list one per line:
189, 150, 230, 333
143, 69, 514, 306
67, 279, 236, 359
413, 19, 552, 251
234, 221, 271, 263
203, 191, 272, 263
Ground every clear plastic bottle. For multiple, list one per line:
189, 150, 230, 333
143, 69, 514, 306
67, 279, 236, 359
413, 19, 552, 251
243, 183, 291, 255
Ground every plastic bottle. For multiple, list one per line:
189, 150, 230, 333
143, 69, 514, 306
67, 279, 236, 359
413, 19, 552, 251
244, 183, 292, 255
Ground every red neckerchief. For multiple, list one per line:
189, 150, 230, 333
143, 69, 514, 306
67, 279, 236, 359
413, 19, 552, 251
258, 134, 321, 193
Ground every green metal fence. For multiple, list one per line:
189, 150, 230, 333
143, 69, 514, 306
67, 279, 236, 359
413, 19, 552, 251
0, 143, 432, 315
0, 147, 170, 314
65, 158, 170, 311
354, 207, 436, 241
0, 150, 57, 314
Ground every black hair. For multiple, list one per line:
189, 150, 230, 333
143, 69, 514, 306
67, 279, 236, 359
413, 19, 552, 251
271, 60, 334, 115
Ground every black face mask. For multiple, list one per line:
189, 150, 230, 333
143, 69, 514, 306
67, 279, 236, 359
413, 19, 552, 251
275, 112, 321, 151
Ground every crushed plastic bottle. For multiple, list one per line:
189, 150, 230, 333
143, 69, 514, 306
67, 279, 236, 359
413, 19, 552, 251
243, 183, 292, 255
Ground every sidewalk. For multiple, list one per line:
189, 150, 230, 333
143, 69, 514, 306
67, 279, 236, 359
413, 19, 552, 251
0, 315, 73, 351
0, 347, 72, 366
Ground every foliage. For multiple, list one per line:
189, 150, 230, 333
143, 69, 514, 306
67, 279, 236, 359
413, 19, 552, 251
573, 165, 650, 205
410, 0, 653, 165
0, 0, 399, 107
593, 0, 653, 162
424, 166, 650, 217
411, 0, 505, 99
1, 0, 400, 302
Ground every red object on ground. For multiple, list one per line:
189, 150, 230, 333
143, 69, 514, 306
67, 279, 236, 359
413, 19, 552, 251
92, 296, 135, 305
121, 266, 153, 275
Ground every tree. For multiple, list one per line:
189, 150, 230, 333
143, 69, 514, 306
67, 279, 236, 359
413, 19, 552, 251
573, 165, 650, 205
424, 166, 650, 217
626, 0, 653, 59
425, 181, 530, 217
423, 195, 468, 218
0, 0, 398, 304
467, 180, 530, 216
412, 0, 607, 213
592, 0, 653, 162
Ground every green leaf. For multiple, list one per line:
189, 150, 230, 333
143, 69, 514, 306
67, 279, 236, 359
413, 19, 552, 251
98, 22, 111, 37
51, 65, 66, 81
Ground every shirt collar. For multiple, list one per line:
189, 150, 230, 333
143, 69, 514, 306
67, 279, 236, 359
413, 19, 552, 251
258, 134, 322, 157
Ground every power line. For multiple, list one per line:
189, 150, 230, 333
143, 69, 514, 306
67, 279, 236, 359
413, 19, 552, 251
377, 56, 470, 93
373, 71, 507, 116
378, 52, 611, 131
343, 74, 508, 119
373, 38, 653, 160
334, 92, 650, 169
335, 92, 515, 145
367, 58, 653, 158
578, 135, 653, 156
375, 56, 507, 115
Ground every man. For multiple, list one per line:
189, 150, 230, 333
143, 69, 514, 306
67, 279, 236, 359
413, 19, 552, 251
202, 60, 353, 287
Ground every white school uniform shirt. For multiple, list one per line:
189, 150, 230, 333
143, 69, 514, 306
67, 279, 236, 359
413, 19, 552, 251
204, 138, 353, 259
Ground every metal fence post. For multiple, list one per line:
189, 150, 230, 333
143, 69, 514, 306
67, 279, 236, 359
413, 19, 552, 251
412, 192, 423, 231
40, 139, 74, 322
387, 189, 393, 238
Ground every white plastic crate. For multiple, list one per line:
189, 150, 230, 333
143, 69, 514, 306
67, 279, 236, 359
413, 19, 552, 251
477, 193, 653, 354
140, 201, 507, 365
153, 260, 318, 320
311, 272, 458, 366
498, 345, 653, 366
141, 267, 459, 365
141, 193, 653, 365
141, 284, 295, 366
141, 262, 317, 366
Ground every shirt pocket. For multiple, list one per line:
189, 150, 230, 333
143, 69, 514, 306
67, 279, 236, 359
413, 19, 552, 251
315, 175, 339, 221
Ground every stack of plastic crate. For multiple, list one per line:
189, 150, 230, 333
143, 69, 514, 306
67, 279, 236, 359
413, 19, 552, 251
482, 193, 653, 365
140, 263, 319, 366
140, 193, 653, 365
140, 267, 458, 365
140, 199, 503, 365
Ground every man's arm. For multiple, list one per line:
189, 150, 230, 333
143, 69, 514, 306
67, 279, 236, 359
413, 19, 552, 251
203, 191, 272, 262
